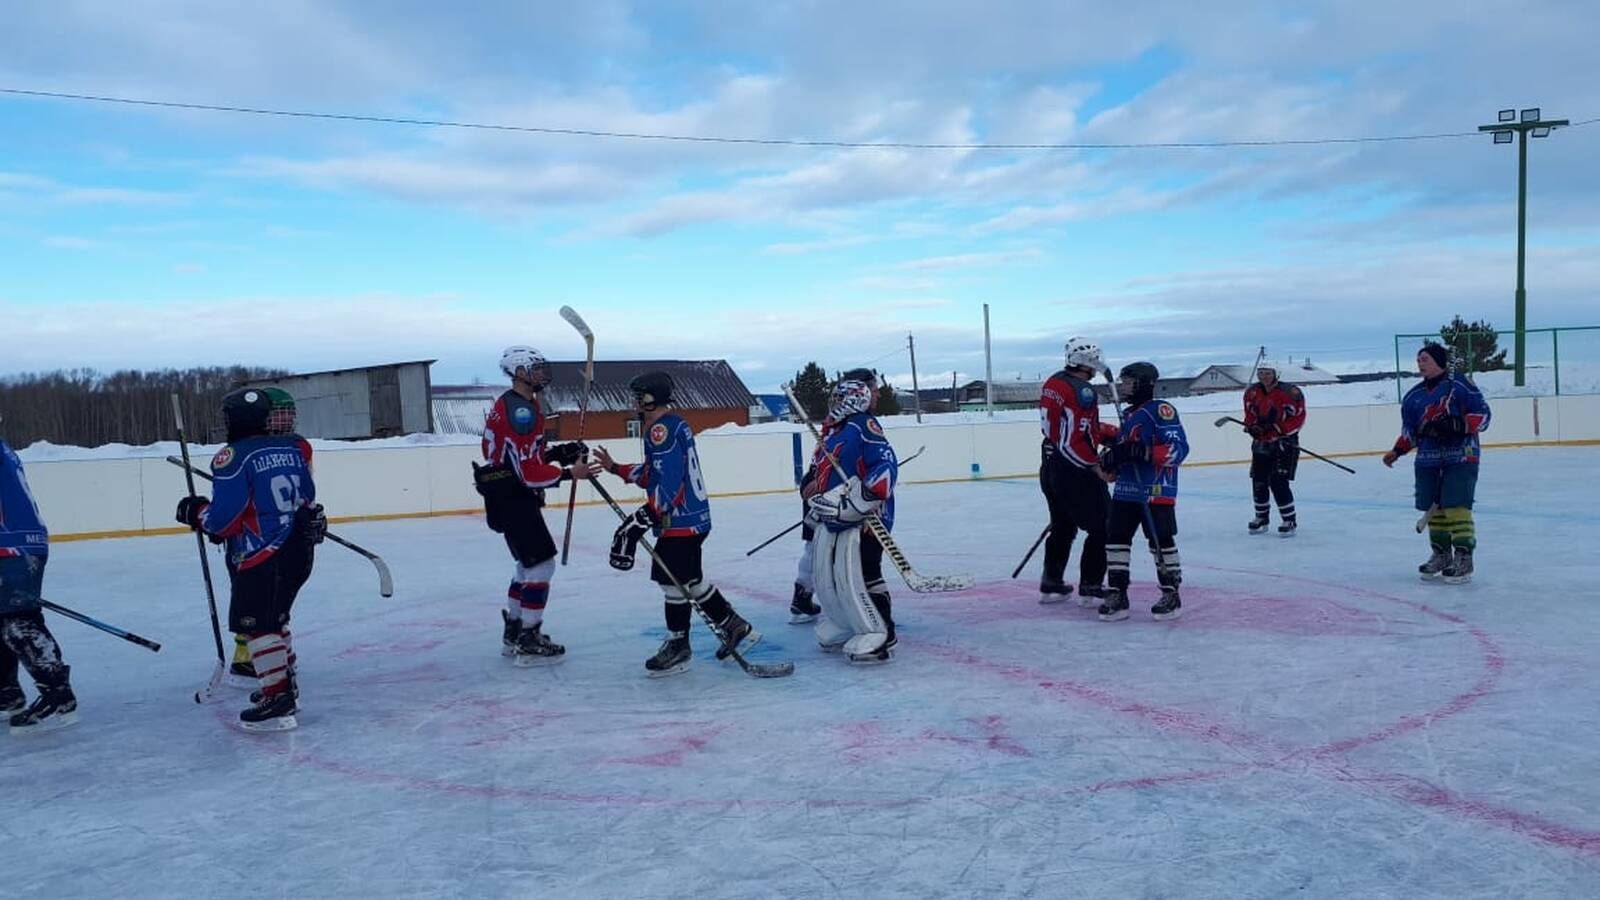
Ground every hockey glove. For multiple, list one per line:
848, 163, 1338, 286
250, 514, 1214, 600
609, 505, 659, 570
1107, 441, 1147, 466
810, 477, 882, 525
299, 503, 328, 545
175, 496, 210, 529
1420, 415, 1467, 441
546, 441, 588, 466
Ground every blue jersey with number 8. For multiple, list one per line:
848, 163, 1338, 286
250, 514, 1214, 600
200, 435, 317, 569
619, 414, 711, 537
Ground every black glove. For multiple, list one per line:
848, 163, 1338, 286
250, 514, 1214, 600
299, 503, 328, 545
1108, 441, 1147, 466
546, 441, 588, 466
1420, 415, 1466, 440
609, 505, 659, 571
175, 496, 210, 529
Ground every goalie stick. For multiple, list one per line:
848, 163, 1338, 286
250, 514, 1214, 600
171, 394, 227, 704
744, 445, 926, 557
586, 475, 793, 678
782, 385, 973, 593
558, 305, 596, 565
1212, 415, 1356, 474
165, 456, 394, 598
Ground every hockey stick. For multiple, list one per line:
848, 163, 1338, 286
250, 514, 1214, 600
171, 394, 227, 703
744, 445, 927, 557
558, 305, 595, 565
1212, 415, 1355, 474
1010, 526, 1051, 579
586, 475, 793, 678
1416, 503, 1438, 534
165, 456, 394, 597
41, 599, 161, 652
783, 385, 973, 593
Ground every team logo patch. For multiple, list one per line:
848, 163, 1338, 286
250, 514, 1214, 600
867, 419, 884, 436
1079, 387, 1097, 404
512, 406, 534, 426
650, 423, 669, 445
1157, 402, 1177, 420
211, 447, 235, 470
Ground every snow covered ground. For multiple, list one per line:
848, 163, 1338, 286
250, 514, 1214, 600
7, 446, 1600, 899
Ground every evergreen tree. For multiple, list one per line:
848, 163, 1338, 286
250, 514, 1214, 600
1438, 315, 1508, 373
875, 380, 902, 415
791, 361, 831, 419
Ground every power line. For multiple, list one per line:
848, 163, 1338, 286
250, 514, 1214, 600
6, 86, 1592, 151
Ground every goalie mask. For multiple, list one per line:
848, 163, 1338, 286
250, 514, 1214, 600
828, 379, 874, 421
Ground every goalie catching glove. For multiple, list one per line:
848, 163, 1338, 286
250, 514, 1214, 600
609, 505, 660, 570
808, 476, 883, 525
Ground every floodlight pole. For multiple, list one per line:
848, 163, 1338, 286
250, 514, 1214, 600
1478, 107, 1568, 386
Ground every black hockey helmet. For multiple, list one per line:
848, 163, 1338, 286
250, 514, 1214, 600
1117, 361, 1160, 405
221, 388, 272, 442
629, 371, 675, 410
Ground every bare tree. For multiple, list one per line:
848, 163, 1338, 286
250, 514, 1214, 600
0, 366, 289, 447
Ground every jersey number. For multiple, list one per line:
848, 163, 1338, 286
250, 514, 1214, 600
270, 474, 304, 514
686, 447, 708, 501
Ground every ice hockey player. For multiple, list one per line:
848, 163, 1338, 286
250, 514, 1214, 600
1097, 362, 1189, 622
1037, 337, 1119, 606
175, 388, 326, 732
1, 425, 79, 733
590, 371, 764, 676
223, 387, 308, 688
1382, 343, 1491, 583
475, 346, 589, 667
789, 366, 880, 625
803, 378, 900, 663
1243, 360, 1306, 536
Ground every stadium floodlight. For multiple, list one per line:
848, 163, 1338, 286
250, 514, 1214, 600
1532, 126, 1551, 138
1520, 107, 1540, 122
1493, 130, 1513, 144
1499, 109, 1516, 122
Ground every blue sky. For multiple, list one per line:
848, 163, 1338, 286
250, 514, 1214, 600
3, 1, 1599, 391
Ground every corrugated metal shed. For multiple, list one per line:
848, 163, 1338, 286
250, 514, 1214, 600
247, 360, 435, 439
431, 359, 756, 435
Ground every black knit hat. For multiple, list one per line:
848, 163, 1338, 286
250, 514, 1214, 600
1419, 343, 1451, 372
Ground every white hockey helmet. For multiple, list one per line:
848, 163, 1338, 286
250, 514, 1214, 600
1256, 358, 1282, 379
500, 345, 551, 388
1064, 336, 1104, 373
828, 379, 874, 421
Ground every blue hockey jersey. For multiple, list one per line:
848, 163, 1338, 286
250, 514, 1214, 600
1112, 400, 1189, 505
1394, 374, 1492, 467
813, 413, 898, 533
199, 435, 317, 569
617, 414, 712, 536
0, 440, 49, 557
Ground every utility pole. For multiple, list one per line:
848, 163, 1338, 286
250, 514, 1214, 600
907, 332, 923, 423
982, 303, 994, 417
1478, 107, 1568, 386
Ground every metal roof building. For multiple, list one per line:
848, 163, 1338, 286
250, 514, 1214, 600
432, 359, 758, 439
245, 360, 435, 439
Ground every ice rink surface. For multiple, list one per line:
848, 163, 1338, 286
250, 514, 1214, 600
7, 445, 1600, 899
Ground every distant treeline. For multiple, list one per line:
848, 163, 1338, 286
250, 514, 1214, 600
0, 367, 289, 448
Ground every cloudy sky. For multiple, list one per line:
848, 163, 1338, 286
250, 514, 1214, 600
2, 1, 1597, 391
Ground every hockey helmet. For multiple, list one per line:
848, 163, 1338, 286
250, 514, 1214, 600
500, 346, 551, 390
1064, 336, 1104, 374
263, 387, 297, 434
221, 388, 272, 442
629, 371, 675, 410
828, 379, 874, 421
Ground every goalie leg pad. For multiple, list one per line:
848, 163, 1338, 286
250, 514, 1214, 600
830, 527, 887, 644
